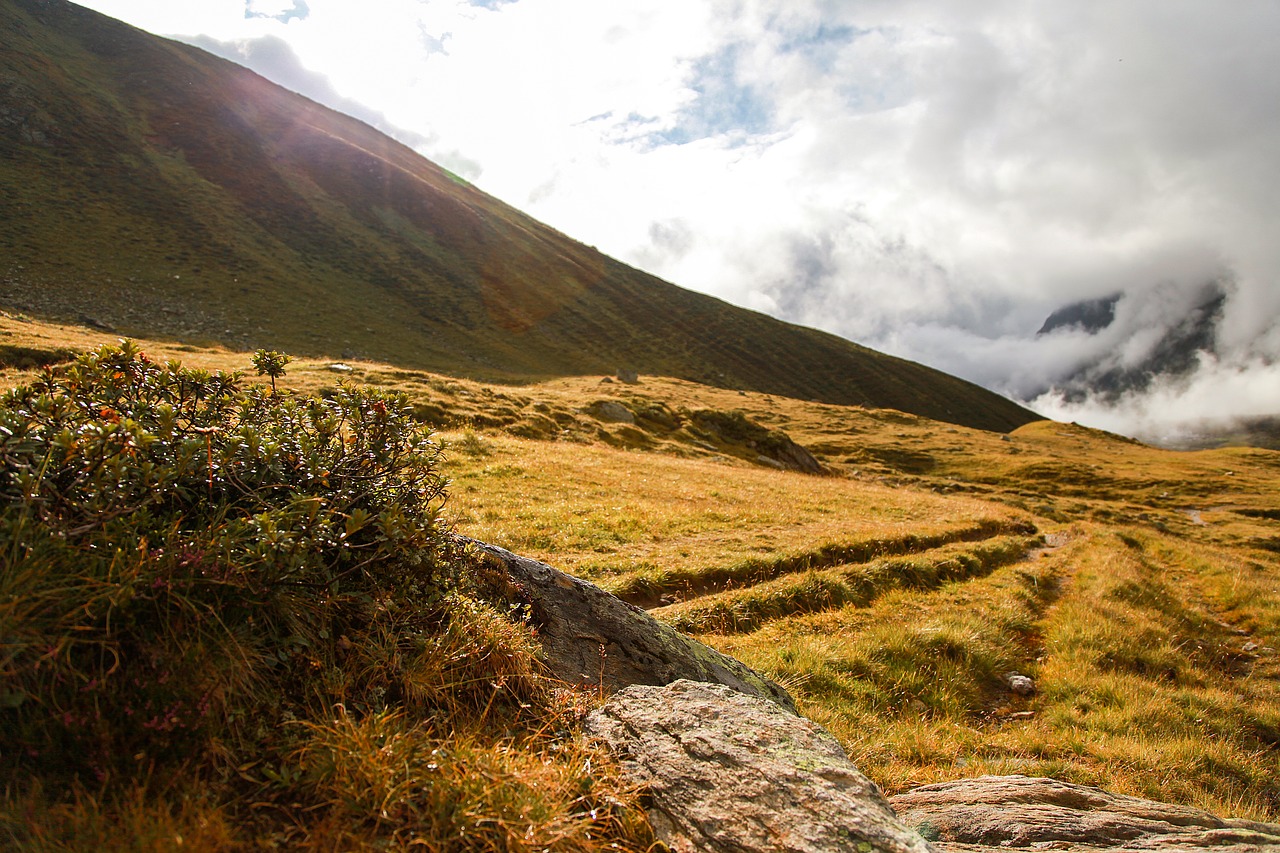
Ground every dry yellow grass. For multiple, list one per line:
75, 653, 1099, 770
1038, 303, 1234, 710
442, 430, 1032, 598
4, 312, 1279, 823
714, 527, 1280, 818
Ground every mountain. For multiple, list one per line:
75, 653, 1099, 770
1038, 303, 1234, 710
0, 0, 1038, 432
1037, 284, 1226, 404
1036, 294, 1120, 336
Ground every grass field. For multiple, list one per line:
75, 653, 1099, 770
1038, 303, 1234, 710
3, 312, 1279, 832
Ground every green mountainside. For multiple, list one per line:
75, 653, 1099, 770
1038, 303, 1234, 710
0, 0, 1038, 432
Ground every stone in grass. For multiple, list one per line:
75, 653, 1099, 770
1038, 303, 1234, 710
584, 680, 934, 853
585, 400, 635, 424
463, 540, 796, 712
890, 775, 1280, 852
1002, 671, 1035, 695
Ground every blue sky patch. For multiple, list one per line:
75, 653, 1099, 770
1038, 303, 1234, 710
245, 0, 309, 24
778, 23, 865, 73
650, 43, 774, 147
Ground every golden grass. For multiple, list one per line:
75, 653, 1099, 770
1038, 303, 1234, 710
713, 528, 1280, 819
4, 314, 1280, 826
654, 534, 1039, 633
441, 430, 1031, 597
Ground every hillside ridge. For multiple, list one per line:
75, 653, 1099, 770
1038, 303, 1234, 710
0, 0, 1038, 432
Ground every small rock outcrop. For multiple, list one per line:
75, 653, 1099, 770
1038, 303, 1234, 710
890, 775, 1280, 852
685, 409, 824, 473
464, 539, 796, 711
765, 436, 824, 474
585, 680, 934, 853
585, 399, 635, 424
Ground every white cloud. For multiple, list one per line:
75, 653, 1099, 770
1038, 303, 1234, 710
1033, 353, 1280, 445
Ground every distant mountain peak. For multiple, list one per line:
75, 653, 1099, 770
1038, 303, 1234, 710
1037, 282, 1227, 404
1037, 294, 1120, 336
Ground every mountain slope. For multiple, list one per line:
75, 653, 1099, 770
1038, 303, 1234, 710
0, 0, 1039, 432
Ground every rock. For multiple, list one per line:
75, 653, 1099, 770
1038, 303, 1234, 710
327, 362, 354, 373
616, 368, 639, 384
686, 409, 824, 473
463, 539, 795, 712
78, 314, 114, 332
585, 680, 935, 853
585, 400, 635, 424
767, 437, 824, 474
890, 775, 1280, 852
1003, 671, 1036, 695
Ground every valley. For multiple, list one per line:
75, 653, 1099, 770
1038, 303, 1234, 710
2, 1, 1278, 844
4, 311, 1277, 821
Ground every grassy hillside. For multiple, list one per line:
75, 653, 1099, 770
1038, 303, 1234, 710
0, 0, 1037, 433
3, 314, 1278, 840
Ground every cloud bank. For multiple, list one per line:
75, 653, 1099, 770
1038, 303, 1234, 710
78, 0, 1280, 440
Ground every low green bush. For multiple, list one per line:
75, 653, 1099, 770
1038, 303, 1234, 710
0, 343, 653, 849
0, 340, 449, 779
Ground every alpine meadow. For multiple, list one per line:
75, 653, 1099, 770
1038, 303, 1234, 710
2, 1, 1278, 850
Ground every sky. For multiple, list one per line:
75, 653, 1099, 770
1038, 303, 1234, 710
77, 0, 1280, 440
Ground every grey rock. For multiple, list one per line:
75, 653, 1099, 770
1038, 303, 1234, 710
1002, 671, 1036, 695
585, 400, 635, 424
890, 775, 1280, 852
766, 437, 824, 474
463, 539, 795, 712
616, 368, 639, 384
584, 680, 935, 853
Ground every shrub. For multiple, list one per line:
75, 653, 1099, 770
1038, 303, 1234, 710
0, 341, 449, 777
251, 348, 291, 391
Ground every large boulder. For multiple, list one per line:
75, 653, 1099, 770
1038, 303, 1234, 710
890, 775, 1280, 852
463, 539, 796, 712
585, 680, 935, 853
